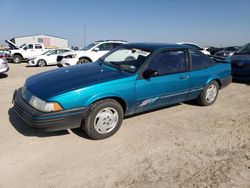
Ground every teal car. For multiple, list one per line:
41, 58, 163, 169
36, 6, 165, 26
13, 43, 232, 139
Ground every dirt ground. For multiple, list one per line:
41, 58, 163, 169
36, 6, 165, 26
0, 63, 249, 188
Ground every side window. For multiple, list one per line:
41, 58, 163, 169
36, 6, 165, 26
112, 43, 123, 49
35, 44, 42, 49
148, 50, 186, 75
97, 43, 112, 51
190, 50, 215, 70
59, 50, 68, 53
24, 44, 33, 50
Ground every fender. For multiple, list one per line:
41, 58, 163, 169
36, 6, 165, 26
84, 92, 126, 107
205, 76, 221, 87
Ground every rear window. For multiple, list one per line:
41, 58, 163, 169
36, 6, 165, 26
190, 50, 215, 70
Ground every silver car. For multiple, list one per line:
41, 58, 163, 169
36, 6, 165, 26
0, 53, 9, 74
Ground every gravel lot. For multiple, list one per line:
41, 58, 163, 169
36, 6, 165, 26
0, 63, 250, 188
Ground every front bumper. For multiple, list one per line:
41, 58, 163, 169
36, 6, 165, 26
58, 58, 78, 67
27, 59, 37, 66
13, 88, 87, 131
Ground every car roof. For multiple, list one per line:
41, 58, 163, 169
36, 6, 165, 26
122, 43, 190, 51
95, 40, 127, 43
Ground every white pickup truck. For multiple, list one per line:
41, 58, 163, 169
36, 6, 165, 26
5, 40, 47, 63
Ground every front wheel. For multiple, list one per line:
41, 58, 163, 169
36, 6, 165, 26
197, 81, 219, 106
12, 55, 22, 64
37, 59, 47, 67
77, 58, 90, 64
82, 99, 124, 140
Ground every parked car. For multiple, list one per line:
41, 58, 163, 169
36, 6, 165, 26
5, 40, 46, 63
57, 40, 127, 67
28, 48, 72, 67
204, 46, 224, 55
229, 43, 250, 81
0, 52, 9, 74
177, 42, 210, 55
214, 46, 240, 57
13, 43, 232, 139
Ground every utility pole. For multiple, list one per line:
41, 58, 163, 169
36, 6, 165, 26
84, 22, 86, 47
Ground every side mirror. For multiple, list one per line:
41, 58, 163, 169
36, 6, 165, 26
93, 47, 99, 52
143, 69, 159, 78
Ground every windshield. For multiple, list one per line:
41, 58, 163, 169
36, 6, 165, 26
19, 44, 26, 48
236, 43, 250, 54
41, 50, 52, 55
100, 47, 151, 73
79, 42, 98, 50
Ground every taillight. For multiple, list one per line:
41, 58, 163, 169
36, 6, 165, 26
0, 55, 5, 58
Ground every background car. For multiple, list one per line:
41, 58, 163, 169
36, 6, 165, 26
14, 43, 231, 139
204, 46, 224, 55
229, 43, 250, 81
177, 42, 210, 55
28, 48, 72, 66
214, 46, 240, 57
0, 52, 9, 74
57, 40, 127, 67
5, 40, 47, 63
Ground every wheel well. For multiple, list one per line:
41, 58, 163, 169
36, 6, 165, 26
79, 56, 92, 62
214, 79, 222, 88
13, 53, 23, 59
92, 97, 127, 113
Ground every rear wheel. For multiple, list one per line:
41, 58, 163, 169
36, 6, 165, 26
12, 55, 22, 64
82, 99, 124, 140
77, 58, 90, 64
197, 80, 219, 106
37, 59, 47, 67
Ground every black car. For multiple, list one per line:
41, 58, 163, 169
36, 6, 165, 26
229, 43, 250, 81
215, 46, 240, 57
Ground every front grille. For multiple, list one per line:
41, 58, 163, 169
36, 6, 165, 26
57, 56, 63, 62
14, 101, 24, 117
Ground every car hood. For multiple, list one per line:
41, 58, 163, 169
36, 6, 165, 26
25, 62, 132, 100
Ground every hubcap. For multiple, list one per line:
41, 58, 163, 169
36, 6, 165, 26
39, 60, 45, 67
79, 59, 89, 64
14, 57, 20, 63
205, 84, 217, 103
94, 107, 118, 134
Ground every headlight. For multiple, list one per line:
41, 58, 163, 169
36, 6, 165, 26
29, 95, 63, 112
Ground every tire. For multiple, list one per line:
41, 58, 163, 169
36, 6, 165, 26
12, 55, 22, 64
197, 80, 219, 106
77, 58, 90, 64
82, 99, 124, 140
37, 59, 47, 67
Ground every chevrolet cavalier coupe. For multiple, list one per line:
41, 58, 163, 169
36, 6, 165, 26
13, 43, 232, 139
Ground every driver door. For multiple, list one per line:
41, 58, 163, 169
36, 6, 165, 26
135, 49, 190, 113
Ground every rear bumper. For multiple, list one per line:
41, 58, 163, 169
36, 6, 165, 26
13, 89, 87, 131
220, 76, 232, 88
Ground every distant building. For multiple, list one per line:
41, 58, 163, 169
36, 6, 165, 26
9, 34, 68, 48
